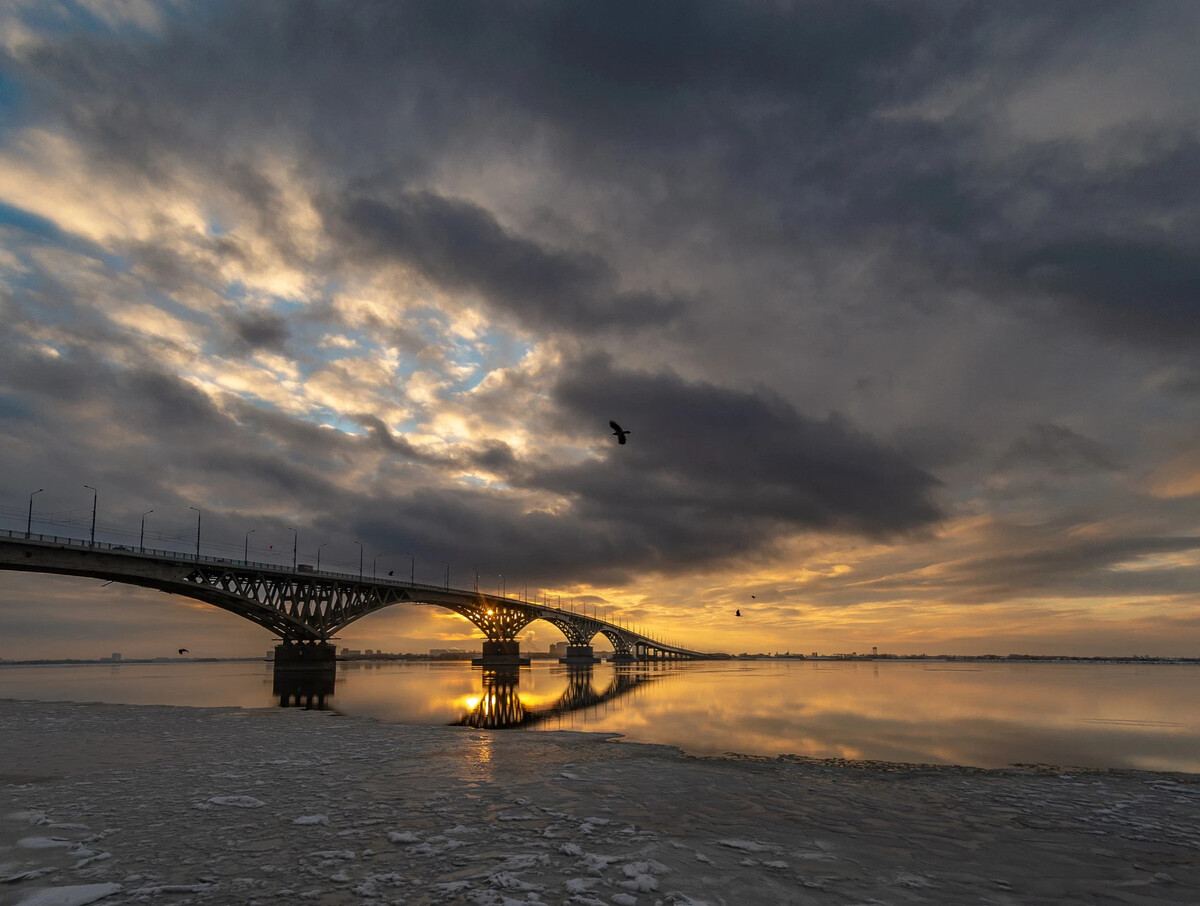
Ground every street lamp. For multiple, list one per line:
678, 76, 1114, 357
83, 485, 97, 547
140, 510, 153, 553
317, 543, 327, 572
288, 527, 297, 571
26, 488, 43, 538
354, 540, 362, 581
442, 561, 449, 591
244, 529, 255, 562
189, 506, 201, 560
372, 553, 381, 580
406, 552, 415, 585
499, 574, 504, 597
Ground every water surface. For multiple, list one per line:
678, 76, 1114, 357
2, 659, 1197, 772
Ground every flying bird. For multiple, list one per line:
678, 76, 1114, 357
735, 610, 741, 618
609, 420, 631, 444
178, 648, 189, 655
388, 570, 394, 576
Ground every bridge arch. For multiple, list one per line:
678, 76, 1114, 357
0, 533, 710, 661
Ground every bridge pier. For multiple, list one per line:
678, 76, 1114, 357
274, 640, 337, 668
472, 640, 530, 667
559, 645, 601, 665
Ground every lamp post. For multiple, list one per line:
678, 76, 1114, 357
26, 488, 43, 538
83, 485, 97, 547
244, 529, 255, 562
189, 506, 201, 560
140, 510, 153, 553
499, 574, 504, 597
442, 561, 449, 591
354, 540, 362, 581
288, 527, 297, 571
373, 553, 381, 580
317, 543, 327, 572
406, 552, 415, 586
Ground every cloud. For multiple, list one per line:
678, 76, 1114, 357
1013, 239, 1200, 347
995, 423, 1123, 477
543, 355, 941, 545
2, 0, 1200, 658
228, 310, 290, 352
328, 190, 682, 331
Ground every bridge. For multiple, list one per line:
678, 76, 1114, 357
0, 530, 712, 666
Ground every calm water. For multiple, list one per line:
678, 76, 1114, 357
2, 659, 1198, 773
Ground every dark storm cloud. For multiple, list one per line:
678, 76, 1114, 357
942, 534, 1200, 604
545, 355, 941, 542
12, 0, 1193, 353
228, 310, 290, 352
995, 423, 1123, 477
1011, 239, 1200, 346
329, 191, 682, 331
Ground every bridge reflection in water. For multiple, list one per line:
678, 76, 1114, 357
456, 665, 661, 729
269, 662, 666, 725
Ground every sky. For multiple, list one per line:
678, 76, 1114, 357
1, 0, 1198, 660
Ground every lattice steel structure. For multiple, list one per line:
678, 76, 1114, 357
0, 533, 711, 660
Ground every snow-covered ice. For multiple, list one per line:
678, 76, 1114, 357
2, 699, 1199, 904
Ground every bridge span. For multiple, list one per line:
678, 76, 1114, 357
0, 531, 713, 666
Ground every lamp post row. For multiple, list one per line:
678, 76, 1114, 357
22, 487, 481, 594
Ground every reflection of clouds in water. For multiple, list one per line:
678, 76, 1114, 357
7, 660, 1199, 772
511, 661, 1200, 772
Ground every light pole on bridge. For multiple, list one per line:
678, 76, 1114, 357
244, 529, 255, 562
189, 506, 201, 560
140, 510, 153, 553
83, 485, 97, 547
406, 552, 414, 586
442, 561, 449, 591
372, 553, 381, 580
288, 527, 297, 571
26, 488, 43, 539
317, 543, 327, 571
354, 540, 363, 580
499, 574, 504, 598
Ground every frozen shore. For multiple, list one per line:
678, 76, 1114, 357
1, 699, 1198, 906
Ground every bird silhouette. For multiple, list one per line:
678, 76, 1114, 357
178, 648, 189, 655
735, 609, 741, 617
388, 570, 394, 576
609, 420, 631, 444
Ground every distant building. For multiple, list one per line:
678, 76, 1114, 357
110, 653, 121, 661
549, 642, 569, 658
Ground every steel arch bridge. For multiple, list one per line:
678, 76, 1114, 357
0, 532, 711, 663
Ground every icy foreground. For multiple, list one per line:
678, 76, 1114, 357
1, 701, 1198, 905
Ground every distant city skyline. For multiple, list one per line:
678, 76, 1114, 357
1, 2, 1198, 659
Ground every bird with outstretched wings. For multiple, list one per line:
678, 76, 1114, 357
178, 648, 189, 655
610, 420, 630, 444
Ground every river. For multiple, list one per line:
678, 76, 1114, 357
2, 658, 1198, 772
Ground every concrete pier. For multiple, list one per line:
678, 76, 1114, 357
472, 640, 530, 667
274, 640, 337, 668
559, 645, 601, 665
